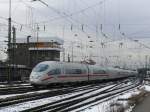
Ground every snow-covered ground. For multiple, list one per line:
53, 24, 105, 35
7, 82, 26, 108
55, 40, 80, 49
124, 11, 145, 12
0, 90, 50, 99
0, 88, 96, 112
0, 85, 115, 112
0, 83, 150, 112
0, 83, 30, 88
76, 84, 150, 112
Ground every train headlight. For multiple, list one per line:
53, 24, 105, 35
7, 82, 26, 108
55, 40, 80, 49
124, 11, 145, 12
30, 72, 41, 79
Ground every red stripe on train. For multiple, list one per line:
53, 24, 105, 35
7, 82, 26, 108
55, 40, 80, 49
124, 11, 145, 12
42, 76, 53, 81
91, 74, 109, 76
58, 74, 109, 78
42, 74, 109, 81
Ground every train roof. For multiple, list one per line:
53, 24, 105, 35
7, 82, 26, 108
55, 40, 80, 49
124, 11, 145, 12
37, 61, 86, 66
37, 61, 111, 69
36, 61, 136, 72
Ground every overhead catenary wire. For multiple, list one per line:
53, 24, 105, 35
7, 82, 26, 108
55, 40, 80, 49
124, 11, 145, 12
29, 0, 109, 24
118, 24, 150, 50
0, 0, 147, 47
1, 1, 150, 50
24, 0, 112, 41
20, 0, 122, 46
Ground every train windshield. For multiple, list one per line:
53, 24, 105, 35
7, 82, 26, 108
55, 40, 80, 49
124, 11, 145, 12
33, 64, 49, 72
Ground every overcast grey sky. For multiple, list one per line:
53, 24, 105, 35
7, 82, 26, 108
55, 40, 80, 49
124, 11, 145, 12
0, 0, 150, 38
0, 0, 150, 67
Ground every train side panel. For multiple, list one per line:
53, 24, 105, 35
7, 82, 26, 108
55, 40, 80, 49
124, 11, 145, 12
89, 66, 108, 81
30, 61, 137, 86
57, 63, 88, 83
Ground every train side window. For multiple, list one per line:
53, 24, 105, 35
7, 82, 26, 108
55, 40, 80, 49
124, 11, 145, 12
65, 69, 82, 74
75, 69, 82, 74
93, 69, 106, 74
82, 69, 87, 74
48, 68, 61, 75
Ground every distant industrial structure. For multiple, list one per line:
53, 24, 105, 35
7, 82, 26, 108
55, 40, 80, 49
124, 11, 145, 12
0, 36, 64, 82
9, 36, 64, 67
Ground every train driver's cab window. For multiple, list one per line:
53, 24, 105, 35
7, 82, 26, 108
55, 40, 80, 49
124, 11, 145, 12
33, 64, 49, 72
93, 69, 106, 74
48, 68, 61, 75
65, 69, 82, 74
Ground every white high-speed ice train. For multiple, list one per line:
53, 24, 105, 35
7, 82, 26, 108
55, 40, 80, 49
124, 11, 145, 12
30, 61, 137, 86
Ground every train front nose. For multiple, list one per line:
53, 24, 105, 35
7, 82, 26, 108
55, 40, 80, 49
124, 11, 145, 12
30, 63, 50, 85
30, 72, 43, 84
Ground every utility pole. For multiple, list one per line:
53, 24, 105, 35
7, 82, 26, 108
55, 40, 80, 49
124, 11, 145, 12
27, 35, 31, 67
12, 26, 16, 78
68, 54, 70, 62
72, 44, 73, 62
71, 42, 74, 62
36, 24, 39, 65
8, 0, 11, 49
7, 0, 12, 83
145, 55, 148, 68
12, 26, 16, 44
62, 25, 65, 62
63, 48, 65, 62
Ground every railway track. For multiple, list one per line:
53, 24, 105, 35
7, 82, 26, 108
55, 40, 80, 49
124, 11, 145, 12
0, 83, 111, 108
20, 82, 138, 112
64, 83, 140, 112
0, 82, 30, 88
0, 82, 103, 95
0, 78, 131, 95
0, 83, 35, 95
0, 86, 36, 95
0, 79, 138, 112
0, 83, 78, 95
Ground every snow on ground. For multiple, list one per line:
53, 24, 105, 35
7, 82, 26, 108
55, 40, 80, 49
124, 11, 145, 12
0, 86, 32, 89
0, 89, 95, 112
0, 83, 31, 88
76, 84, 150, 112
143, 85, 150, 91
0, 83, 150, 112
18, 83, 30, 86
75, 93, 133, 112
0, 85, 7, 87
0, 85, 115, 112
0, 90, 50, 99
66, 84, 132, 111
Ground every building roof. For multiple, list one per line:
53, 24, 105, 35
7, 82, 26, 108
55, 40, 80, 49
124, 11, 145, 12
29, 47, 63, 51
15, 36, 64, 45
